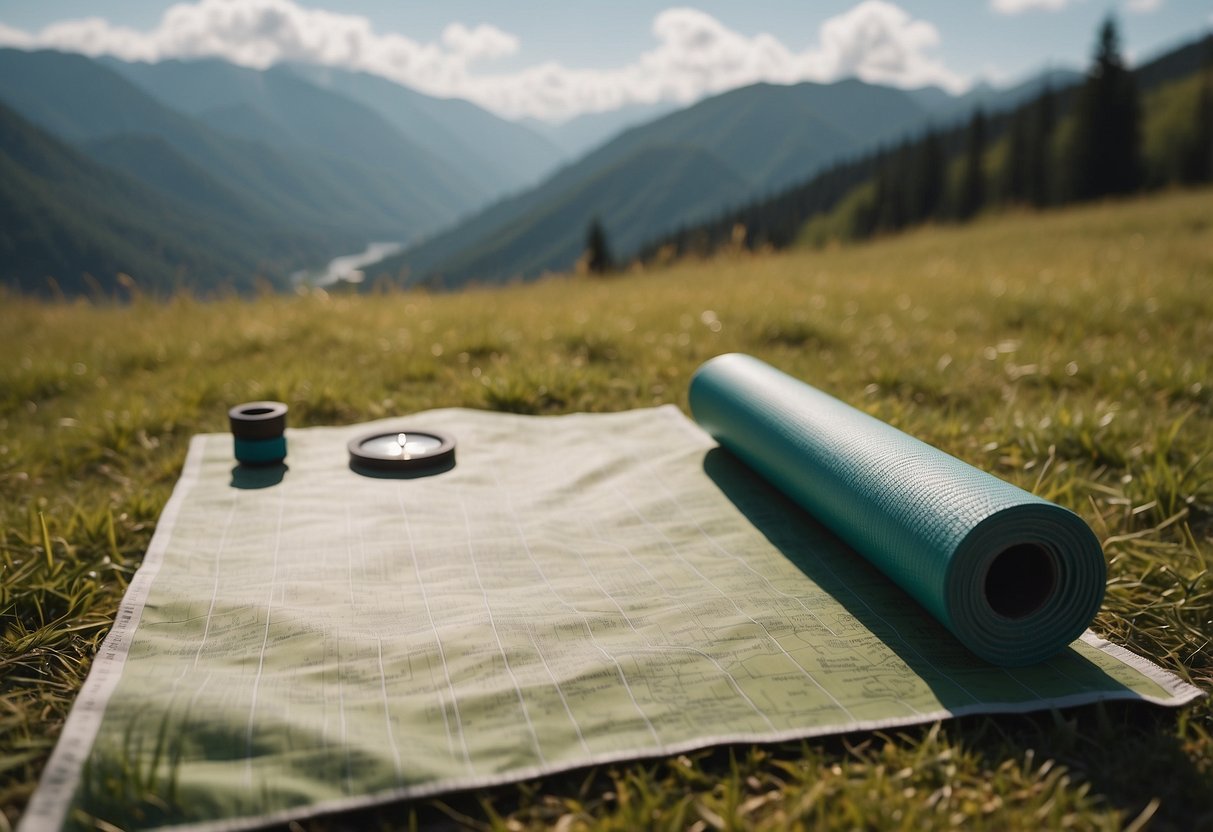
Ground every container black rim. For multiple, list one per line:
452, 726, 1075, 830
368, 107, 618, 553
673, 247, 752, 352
228, 401, 288, 439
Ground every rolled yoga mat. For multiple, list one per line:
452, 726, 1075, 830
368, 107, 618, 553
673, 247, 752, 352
689, 353, 1106, 667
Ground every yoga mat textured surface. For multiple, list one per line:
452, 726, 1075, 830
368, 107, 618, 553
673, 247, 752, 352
689, 353, 1106, 666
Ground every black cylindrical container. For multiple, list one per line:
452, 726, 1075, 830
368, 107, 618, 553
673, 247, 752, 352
229, 401, 288, 465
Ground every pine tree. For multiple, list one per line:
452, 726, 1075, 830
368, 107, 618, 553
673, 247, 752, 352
909, 129, 945, 222
876, 142, 914, 231
1004, 105, 1031, 204
1026, 83, 1056, 206
1181, 46, 1213, 184
584, 217, 614, 275
956, 109, 987, 221
1069, 16, 1141, 200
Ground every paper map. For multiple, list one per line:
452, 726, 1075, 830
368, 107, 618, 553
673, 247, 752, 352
21, 407, 1202, 832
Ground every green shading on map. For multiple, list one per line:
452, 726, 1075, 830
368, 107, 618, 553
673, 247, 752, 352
22, 394, 1201, 832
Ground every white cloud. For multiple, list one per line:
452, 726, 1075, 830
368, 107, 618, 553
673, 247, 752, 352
991, 0, 1072, 14
0, 22, 33, 48
0, 0, 970, 122
441, 22, 518, 61
811, 2, 960, 90
1125, 0, 1163, 13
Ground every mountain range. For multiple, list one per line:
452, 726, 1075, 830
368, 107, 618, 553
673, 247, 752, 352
1, 33, 1203, 297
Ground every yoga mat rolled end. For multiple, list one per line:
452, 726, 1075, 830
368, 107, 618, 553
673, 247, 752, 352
947, 502, 1106, 666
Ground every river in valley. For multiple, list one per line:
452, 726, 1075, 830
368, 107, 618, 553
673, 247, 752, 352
291, 242, 405, 288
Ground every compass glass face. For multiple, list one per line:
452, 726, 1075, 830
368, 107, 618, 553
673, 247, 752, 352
358, 432, 444, 460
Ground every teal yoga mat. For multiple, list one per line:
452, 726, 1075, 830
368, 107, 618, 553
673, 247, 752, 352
689, 353, 1106, 666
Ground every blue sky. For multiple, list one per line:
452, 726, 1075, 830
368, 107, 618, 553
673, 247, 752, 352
1, 1, 1209, 121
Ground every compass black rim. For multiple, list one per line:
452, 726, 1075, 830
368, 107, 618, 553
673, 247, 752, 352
347, 430, 456, 471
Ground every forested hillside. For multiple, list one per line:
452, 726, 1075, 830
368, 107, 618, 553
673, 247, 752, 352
642, 27, 1213, 262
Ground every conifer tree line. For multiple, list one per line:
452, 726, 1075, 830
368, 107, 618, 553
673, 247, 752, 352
634, 18, 1212, 265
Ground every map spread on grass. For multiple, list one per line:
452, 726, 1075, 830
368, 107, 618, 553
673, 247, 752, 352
22, 407, 1201, 832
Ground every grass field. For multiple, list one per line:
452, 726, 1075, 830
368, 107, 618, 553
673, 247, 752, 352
2, 187, 1211, 830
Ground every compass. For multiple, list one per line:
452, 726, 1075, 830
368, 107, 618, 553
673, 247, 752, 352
348, 429, 455, 473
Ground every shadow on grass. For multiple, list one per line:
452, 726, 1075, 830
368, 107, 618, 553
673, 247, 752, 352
961, 702, 1213, 831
